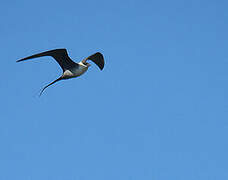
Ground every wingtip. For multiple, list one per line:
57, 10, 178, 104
16, 57, 29, 62
97, 52, 105, 70
100, 65, 104, 70
97, 60, 104, 70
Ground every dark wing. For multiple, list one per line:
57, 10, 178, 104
82, 52, 105, 70
17, 49, 77, 71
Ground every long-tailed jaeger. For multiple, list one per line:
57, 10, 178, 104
17, 49, 105, 96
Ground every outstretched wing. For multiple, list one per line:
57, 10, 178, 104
82, 52, 105, 70
17, 49, 77, 71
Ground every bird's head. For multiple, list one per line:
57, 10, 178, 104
83, 62, 91, 67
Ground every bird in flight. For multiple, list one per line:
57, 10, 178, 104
17, 49, 105, 96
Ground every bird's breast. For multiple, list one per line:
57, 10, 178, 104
63, 65, 88, 79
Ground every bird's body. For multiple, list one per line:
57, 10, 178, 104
17, 49, 105, 96
63, 62, 89, 79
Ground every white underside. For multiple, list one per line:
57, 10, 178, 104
63, 63, 88, 79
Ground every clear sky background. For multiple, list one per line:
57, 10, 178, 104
1, 0, 228, 179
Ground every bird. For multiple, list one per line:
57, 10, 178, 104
17, 48, 105, 96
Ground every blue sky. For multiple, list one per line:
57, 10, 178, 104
1, 0, 228, 179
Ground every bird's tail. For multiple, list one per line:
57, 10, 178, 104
39, 77, 63, 96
